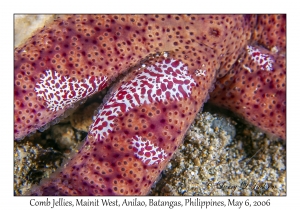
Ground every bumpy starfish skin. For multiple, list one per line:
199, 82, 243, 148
252, 14, 286, 52
30, 56, 206, 195
209, 45, 286, 139
14, 15, 286, 195
209, 14, 286, 139
14, 14, 251, 140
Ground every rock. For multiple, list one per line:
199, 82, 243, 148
70, 102, 101, 132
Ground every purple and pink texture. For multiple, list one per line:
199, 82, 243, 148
14, 14, 285, 195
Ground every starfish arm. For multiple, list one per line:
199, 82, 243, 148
13, 15, 286, 196
29, 54, 214, 195
252, 14, 286, 53
209, 15, 286, 139
210, 46, 286, 139
14, 14, 251, 140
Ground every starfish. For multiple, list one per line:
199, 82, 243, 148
14, 14, 286, 195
